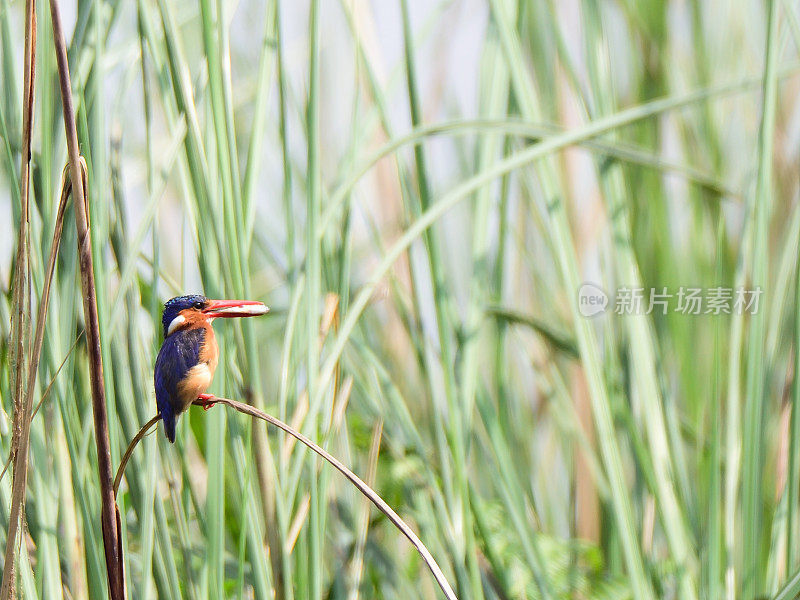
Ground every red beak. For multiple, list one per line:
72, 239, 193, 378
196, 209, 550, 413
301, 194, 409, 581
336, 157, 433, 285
203, 299, 269, 318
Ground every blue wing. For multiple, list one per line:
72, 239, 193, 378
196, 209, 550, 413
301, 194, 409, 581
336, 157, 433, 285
154, 328, 205, 443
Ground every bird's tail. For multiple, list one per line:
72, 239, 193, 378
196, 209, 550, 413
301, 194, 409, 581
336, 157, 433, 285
162, 412, 176, 443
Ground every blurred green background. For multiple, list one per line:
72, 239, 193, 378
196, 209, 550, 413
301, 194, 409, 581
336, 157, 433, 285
0, 0, 798, 598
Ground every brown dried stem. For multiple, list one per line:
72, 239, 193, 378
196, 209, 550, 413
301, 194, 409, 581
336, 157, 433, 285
0, 1, 36, 596
114, 398, 458, 600
113, 414, 161, 498
48, 1, 125, 597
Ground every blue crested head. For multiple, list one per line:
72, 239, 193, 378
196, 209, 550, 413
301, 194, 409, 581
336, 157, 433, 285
161, 294, 207, 338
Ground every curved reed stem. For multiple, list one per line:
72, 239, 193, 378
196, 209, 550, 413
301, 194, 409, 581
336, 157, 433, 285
113, 414, 161, 497
114, 396, 459, 600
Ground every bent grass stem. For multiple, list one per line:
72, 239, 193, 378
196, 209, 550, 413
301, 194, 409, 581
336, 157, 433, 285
114, 396, 459, 600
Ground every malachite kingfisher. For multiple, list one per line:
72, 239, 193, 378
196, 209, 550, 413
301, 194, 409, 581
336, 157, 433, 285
155, 294, 268, 442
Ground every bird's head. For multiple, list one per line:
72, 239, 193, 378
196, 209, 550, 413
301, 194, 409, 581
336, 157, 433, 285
161, 294, 269, 338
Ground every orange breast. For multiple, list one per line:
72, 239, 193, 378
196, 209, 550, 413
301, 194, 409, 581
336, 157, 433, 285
199, 323, 219, 374
176, 323, 219, 411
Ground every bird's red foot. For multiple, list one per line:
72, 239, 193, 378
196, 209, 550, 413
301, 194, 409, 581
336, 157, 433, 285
197, 393, 217, 410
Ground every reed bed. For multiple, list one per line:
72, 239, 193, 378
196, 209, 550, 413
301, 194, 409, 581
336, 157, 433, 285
0, 0, 799, 599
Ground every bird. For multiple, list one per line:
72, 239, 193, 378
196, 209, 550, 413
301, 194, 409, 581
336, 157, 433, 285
154, 294, 268, 442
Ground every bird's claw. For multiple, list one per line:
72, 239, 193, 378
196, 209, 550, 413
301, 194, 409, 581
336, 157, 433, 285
197, 393, 217, 410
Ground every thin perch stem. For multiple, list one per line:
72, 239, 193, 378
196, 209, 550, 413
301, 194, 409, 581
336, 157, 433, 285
114, 397, 459, 600
113, 414, 161, 497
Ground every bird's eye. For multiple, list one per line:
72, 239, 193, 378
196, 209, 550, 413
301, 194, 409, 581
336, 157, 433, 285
193, 301, 204, 309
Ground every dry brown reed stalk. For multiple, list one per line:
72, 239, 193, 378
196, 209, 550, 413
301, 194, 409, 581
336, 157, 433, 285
114, 398, 459, 600
48, 0, 125, 596
0, 1, 36, 596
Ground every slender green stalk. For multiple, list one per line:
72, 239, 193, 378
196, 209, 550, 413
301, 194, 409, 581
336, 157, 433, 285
788, 239, 800, 577
305, 2, 323, 598
742, 2, 780, 597
399, 1, 482, 597
582, 5, 697, 597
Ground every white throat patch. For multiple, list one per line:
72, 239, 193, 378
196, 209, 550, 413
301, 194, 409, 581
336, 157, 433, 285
167, 314, 186, 336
